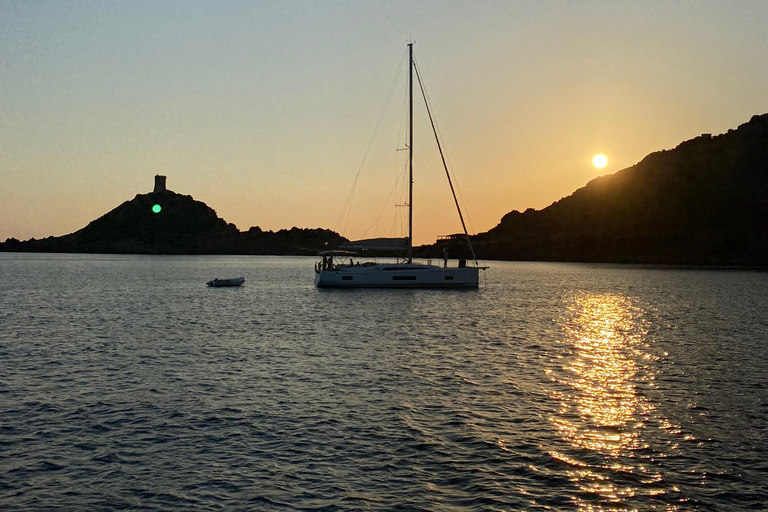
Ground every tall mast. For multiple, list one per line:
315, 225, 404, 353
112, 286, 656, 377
408, 42, 414, 263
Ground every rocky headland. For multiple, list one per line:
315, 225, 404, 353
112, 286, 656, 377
422, 113, 768, 266
4, 113, 768, 265
1, 178, 345, 255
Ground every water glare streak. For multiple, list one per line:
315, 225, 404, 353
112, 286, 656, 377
3, 256, 767, 510
549, 292, 677, 511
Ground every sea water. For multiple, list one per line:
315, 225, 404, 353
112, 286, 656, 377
1, 253, 767, 511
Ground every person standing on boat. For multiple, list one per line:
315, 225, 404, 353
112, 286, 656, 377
443, 247, 449, 268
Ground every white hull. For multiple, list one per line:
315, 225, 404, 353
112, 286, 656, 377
315, 263, 479, 288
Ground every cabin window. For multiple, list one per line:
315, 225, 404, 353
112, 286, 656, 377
392, 276, 416, 281
444, 276, 454, 280
342, 276, 353, 281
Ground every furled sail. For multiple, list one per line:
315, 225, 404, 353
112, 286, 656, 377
340, 237, 409, 252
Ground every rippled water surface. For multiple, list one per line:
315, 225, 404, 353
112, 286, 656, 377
1, 254, 767, 511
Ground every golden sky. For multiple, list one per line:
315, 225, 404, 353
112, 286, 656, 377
2, 1, 768, 245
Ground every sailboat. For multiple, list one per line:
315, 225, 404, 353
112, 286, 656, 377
314, 43, 487, 288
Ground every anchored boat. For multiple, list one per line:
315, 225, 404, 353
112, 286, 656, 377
314, 43, 487, 288
206, 277, 245, 287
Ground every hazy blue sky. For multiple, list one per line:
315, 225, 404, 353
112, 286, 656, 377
2, 1, 768, 244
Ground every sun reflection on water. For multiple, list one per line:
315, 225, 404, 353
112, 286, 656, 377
554, 293, 652, 455
549, 292, 671, 511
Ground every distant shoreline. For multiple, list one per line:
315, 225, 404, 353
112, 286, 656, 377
2, 250, 767, 272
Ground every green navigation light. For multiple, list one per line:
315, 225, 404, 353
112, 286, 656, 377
152, 204, 162, 213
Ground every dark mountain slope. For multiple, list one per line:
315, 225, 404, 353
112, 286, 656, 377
1, 186, 344, 255
6, 113, 768, 263
468, 114, 768, 265
70, 190, 238, 254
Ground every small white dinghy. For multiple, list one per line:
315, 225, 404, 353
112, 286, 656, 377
206, 277, 245, 287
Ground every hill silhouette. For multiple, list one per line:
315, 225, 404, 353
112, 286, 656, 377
5, 113, 768, 264
422, 113, 768, 266
1, 182, 345, 255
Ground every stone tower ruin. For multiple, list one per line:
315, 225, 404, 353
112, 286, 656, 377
153, 175, 167, 193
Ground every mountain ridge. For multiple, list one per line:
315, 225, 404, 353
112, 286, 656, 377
4, 113, 768, 265
450, 113, 768, 265
1, 187, 346, 255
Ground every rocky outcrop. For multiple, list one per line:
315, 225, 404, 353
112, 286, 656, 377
425, 114, 768, 265
1, 188, 345, 255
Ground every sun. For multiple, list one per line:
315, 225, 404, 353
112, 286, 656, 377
592, 154, 608, 169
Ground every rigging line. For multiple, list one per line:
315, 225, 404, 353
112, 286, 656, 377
391, 72, 411, 235
442, 148, 477, 236
336, 49, 408, 237
360, 156, 409, 239
338, 51, 405, 232
413, 56, 481, 257
413, 56, 479, 265
411, 55, 477, 238
360, 175, 400, 239
360, 97, 410, 242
